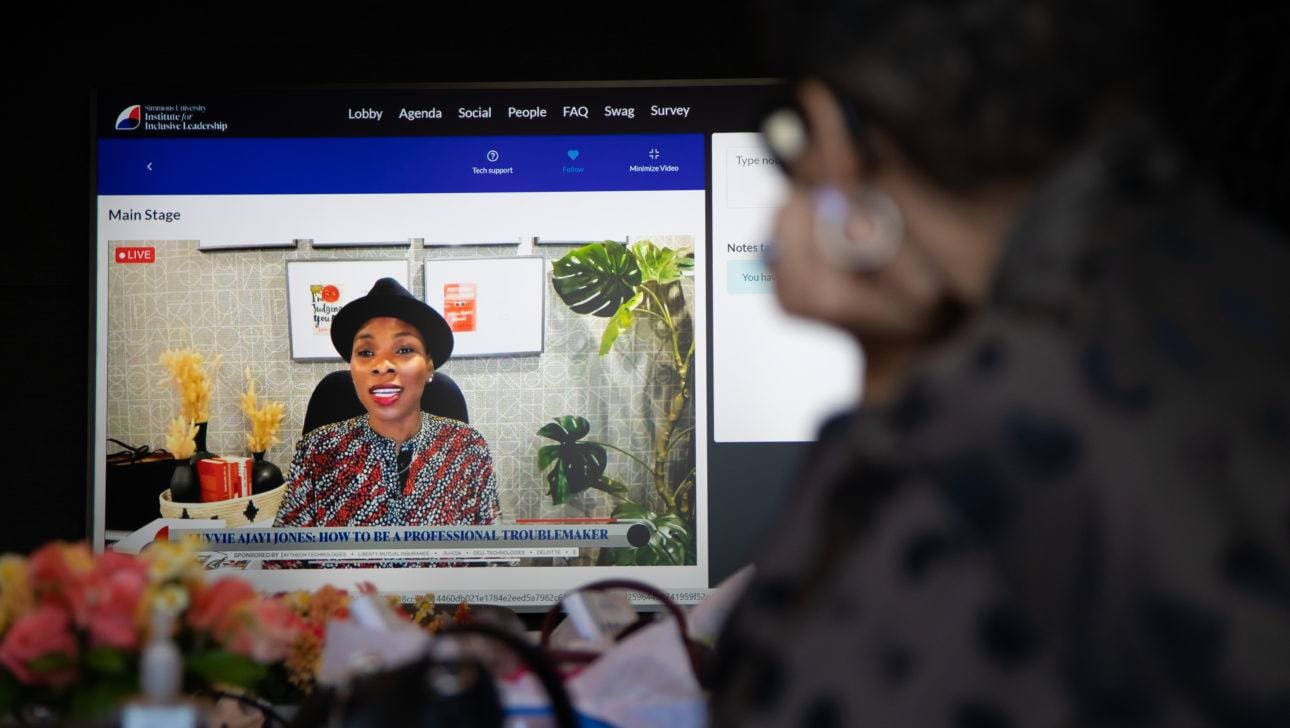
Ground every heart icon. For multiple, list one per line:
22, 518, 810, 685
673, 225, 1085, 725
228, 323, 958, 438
567, 149, 580, 160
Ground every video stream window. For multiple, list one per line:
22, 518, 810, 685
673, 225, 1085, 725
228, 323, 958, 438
95, 94, 711, 605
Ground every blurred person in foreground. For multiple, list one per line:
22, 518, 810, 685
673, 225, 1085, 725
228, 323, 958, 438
711, 1, 1290, 726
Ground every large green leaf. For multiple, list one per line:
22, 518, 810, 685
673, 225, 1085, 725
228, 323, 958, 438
606, 500, 695, 566
656, 513, 688, 533
537, 444, 561, 470
546, 472, 568, 505
631, 241, 688, 284
537, 416, 607, 505
590, 475, 629, 497
599, 292, 643, 356
611, 500, 651, 520
545, 445, 607, 504
552, 242, 642, 317
676, 250, 695, 273
537, 415, 591, 444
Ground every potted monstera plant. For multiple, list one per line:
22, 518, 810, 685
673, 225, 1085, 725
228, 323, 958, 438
537, 416, 694, 566
538, 239, 697, 565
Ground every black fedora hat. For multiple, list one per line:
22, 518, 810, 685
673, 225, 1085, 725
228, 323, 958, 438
330, 278, 454, 367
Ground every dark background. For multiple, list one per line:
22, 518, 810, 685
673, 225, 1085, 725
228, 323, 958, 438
4, 3, 1286, 554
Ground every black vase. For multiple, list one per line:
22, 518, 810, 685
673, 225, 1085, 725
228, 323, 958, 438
193, 421, 215, 462
169, 460, 201, 504
251, 451, 284, 494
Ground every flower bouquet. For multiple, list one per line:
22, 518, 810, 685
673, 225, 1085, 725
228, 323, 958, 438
0, 540, 304, 721
0, 540, 477, 722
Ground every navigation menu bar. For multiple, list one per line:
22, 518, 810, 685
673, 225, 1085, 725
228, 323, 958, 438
96, 84, 778, 137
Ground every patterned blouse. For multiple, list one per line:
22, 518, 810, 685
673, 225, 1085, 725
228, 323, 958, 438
710, 121, 1290, 727
273, 412, 500, 528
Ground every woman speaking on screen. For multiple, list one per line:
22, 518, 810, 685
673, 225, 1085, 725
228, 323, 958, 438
273, 278, 499, 528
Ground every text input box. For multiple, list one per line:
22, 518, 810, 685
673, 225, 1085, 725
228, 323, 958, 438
724, 147, 788, 209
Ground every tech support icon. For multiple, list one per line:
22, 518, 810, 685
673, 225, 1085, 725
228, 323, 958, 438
115, 105, 141, 131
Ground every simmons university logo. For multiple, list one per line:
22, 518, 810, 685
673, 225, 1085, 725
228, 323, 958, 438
115, 105, 141, 131
112, 103, 229, 132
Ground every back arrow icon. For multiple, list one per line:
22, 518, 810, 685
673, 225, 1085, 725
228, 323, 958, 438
146, 162, 153, 171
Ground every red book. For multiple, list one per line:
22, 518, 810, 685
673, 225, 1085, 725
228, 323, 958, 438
197, 456, 253, 502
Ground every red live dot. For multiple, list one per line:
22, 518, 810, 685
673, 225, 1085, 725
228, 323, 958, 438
115, 246, 155, 263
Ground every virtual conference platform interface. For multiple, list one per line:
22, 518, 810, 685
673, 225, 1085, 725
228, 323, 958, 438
95, 86, 857, 605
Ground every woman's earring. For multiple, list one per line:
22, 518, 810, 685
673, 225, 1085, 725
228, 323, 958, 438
812, 186, 904, 272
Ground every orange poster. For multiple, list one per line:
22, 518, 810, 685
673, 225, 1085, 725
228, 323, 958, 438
444, 283, 477, 332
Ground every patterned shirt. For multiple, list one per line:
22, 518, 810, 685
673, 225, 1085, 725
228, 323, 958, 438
273, 412, 499, 528
710, 121, 1290, 727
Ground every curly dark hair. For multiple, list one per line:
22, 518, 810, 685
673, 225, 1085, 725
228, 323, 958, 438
758, 0, 1155, 191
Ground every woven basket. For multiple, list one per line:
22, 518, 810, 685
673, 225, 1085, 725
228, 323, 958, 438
159, 484, 287, 526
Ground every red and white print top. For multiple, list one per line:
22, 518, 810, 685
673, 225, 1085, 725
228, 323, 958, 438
273, 412, 500, 528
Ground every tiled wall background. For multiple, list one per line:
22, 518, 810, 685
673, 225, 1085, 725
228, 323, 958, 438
107, 237, 695, 521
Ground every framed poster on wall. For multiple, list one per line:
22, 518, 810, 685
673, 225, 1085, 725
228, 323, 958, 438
285, 259, 410, 360
423, 256, 545, 357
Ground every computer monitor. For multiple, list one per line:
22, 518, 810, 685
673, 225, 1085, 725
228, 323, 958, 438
92, 81, 860, 606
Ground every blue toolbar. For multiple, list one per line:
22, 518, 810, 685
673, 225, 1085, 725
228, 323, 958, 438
98, 135, 705, 195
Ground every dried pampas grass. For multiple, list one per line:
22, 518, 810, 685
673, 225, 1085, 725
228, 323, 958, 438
164, 417, 199, 460
158, 349, 219, 422
241, 368, 286, 453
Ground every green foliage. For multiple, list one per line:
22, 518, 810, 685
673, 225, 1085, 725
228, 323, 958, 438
59, 647, 136, 717
677, 250, 695, 273
545, 238, 698, 564
0, 607, 295, 719
83, 647, 129, 675
0, 671, 17, 716
26, 652, 74, 677
537, 416, 611, 505
536, 414, 591, 444
552, 240, 693, 356
185, 649, 268, 691
251, 663, 299, 706
595, 476, 630, 497
631, 240, 689, 284
605, 501, 695, 566
551, 241, 642, 317
599, 291, 643, 356
69, 678, 134, 719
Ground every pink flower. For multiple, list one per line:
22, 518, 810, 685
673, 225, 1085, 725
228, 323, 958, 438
27, 542, 93, 608
187, 578, 256, 633
25, 543, 147, 649
223, 599, 304, 663
68, 552, 149, 649
0, 606, 78, 686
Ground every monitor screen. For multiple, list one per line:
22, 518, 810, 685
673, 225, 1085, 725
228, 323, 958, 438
92, 81, 860, 606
